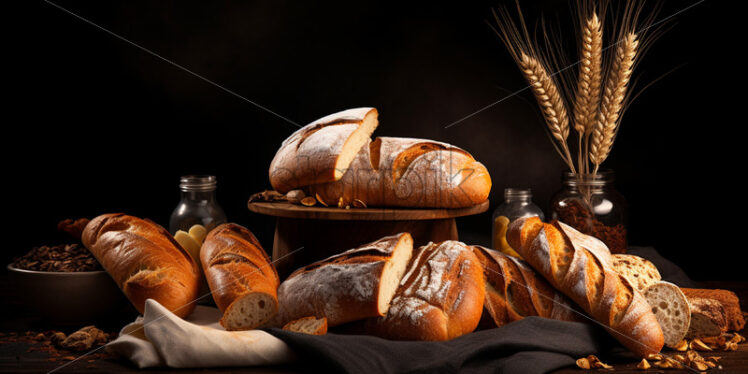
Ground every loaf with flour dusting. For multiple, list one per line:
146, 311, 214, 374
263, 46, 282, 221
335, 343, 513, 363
82, 213, 200, 318
275, 233, 413, 327
361, 240, 485, 341
200, 223, 279, 331
507, 217, 664, 357
473, 246, 582, 327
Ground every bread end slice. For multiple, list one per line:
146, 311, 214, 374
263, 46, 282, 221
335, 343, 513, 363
376, 232, 414, 314
687, 297, 727, 338
643, 281, 690, 347
220, 292, 278, 331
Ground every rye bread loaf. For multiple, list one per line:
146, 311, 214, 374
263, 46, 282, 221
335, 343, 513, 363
642, 282, 691, 347
309, 137, 492, 208
81, 213, 200, 318
360, 240, 485, 341
200, 223, 280, 331
687, 297, 728, 338
681, 288, 745, 332
507, 217, 664, 357
275, 233, 413, 327
269, 107, 379, 193
612, 254, 661, 292
472, 246, 582, 327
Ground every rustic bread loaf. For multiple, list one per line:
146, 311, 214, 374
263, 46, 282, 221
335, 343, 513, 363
612, 254, 661, 292
687, 297, 728, 338
473, 246, 582, 327
642, 281, 691, 347
200, 223, 280, 331
506, 217, 664, 357
681, 288, 745, 331
282, 316, 328, 335
361, 240, 485, 341
269, 107, 379, 193
309, 136, 491, 208
275, 233, 413, 327
81, 213, 200, 318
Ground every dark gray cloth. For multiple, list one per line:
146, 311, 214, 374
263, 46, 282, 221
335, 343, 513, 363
264, 247, 685, 374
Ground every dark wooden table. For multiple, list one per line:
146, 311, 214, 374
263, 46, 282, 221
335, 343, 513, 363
1, 274, 746, 373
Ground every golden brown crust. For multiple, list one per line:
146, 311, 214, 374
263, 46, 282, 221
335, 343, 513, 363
681, 288, 745, 331
507, 216, 664, 357
200, 223, 280, 329
81, 213, 200, 318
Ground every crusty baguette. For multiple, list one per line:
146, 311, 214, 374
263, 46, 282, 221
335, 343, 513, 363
309, 136, 491, 208
200, 223, 280, 331
81, 213, 200, 318
506, 217, 664, 357
473, 246, 582, 327
275, 233, 413, 327
269, 107, 379, 193
361, 240, 485, 341
687, 297, 728, 338
282, 316, 328, 335
680, 288, 745, 332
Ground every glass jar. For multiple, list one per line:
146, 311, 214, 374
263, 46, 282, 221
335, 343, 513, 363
492, 188, 545, 257
550, 170, 628, 254
169, 175, 227, 234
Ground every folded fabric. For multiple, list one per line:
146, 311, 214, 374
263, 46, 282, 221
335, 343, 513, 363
106, 299, 296, 368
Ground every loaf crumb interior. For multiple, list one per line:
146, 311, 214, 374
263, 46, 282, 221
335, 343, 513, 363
222, 293, 277, 331
377, 234, 414, 314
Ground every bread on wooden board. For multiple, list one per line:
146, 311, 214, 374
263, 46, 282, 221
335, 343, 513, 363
687, 297, 728, 338
309, 136, 492, 208
360, 240, 485, 341
506, 216, 664, 357
681, 288, 745, 332
275, 233, 413, 327
282, 316, 328, 335
611, 254, 661, 292
642, 281, 691, 348
200, 223, 280, 331
82, 213, 200, 318
472, 246, 583, 327
269, 107, 379, 193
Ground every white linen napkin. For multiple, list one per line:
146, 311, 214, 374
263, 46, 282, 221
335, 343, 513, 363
106, 299, 296, 368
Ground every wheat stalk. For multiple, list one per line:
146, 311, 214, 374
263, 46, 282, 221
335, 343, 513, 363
574, 12, 603, 174
590, 32, 638, 173
519, 53, 576, 173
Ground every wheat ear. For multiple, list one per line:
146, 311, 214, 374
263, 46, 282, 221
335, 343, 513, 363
590, 32, 638, 173
574, 12, 603, 174
519, 53, 576, 173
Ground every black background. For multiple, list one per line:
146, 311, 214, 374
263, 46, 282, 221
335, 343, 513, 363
5, 0, 745, 280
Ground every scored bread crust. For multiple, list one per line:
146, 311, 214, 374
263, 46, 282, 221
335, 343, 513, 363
200, 223, 280, 331
81, 213, 200, 318
506, 217, 664, 357
275, 233, 414, 327
362, 241, 485, 341
309, 137, 492, 208
473, 246, 582, 327
269, 107, 379, 193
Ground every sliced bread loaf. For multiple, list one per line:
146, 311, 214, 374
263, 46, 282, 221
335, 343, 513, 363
643, 281, 691, 347
687, 297, 728, 338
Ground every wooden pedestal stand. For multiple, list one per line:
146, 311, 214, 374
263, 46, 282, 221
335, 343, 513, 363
247, 200, 489, 279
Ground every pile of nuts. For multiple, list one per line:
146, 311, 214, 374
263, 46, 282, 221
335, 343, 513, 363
12, 244, 102, 272
0, 326, 114, 364
248, 189, 368, 209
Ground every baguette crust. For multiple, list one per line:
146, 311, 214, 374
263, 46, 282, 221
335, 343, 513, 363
269, 107, 378, 193
473, 246, 582, 327
362, 241, 485, 341
201, 223, 280, 330
275, 233, 413, 327
507, 217, 664, 357
81, 213, 200, 318
310, 137, 491, 208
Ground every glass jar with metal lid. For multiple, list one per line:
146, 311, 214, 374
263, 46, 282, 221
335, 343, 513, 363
169, 175, 228, 234
492, 188, 545, 258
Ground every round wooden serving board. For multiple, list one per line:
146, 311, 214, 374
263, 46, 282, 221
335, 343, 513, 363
248, 200, 489, 278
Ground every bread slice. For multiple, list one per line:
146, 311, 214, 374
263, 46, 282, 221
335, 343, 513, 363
275, 233, 413, 327
643, 282, 691, 347
612, 254, 661, 292
687, 297, 727, 338
282, 316, 328, 335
